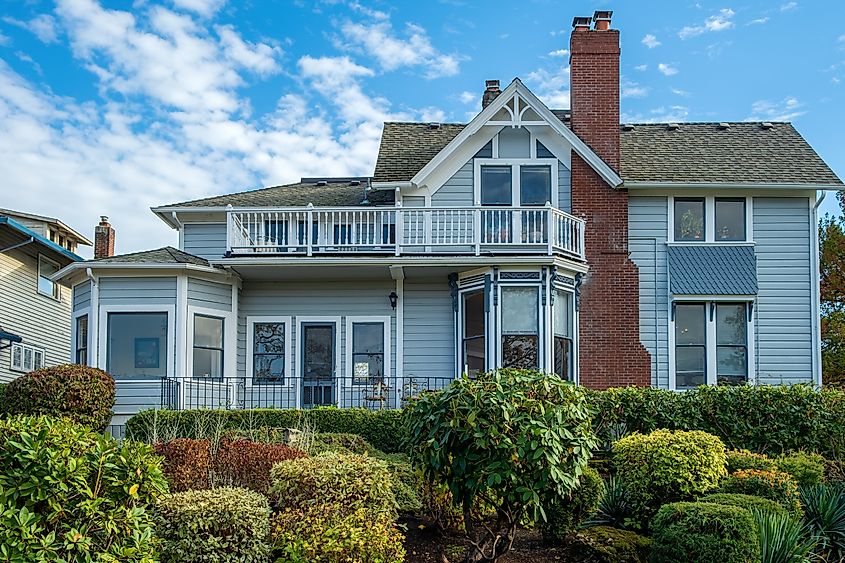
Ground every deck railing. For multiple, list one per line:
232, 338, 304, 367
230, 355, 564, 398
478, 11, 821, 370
227, 205, 585, 260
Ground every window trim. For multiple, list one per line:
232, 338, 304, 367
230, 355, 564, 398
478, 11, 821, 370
497, 283, 542, 371
191, 313, 225, 380
552, 288, 575, 382
473, 158, 559, 208
667, 195, 753, 244
37, 253, 61, 300
294, 316, 341, 407
9, 342, 45, 373
345, 316, 391, 387
246, 316, 293, 387
458, 287, 488, 375
98, 304, 175, 381
186, 305, 235, 383
74, 313, 89, 365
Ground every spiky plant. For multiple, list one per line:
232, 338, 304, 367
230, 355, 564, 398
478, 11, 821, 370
752, 509, 819, 563
801, 484, 845, 560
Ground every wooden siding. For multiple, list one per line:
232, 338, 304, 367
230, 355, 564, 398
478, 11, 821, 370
0, 249, 72, 382
182, 223, 227, 260
403, 278, 455, 379
558, 164, 572, 213
187, 278, 232, 311
754, 197, 814, 384
98, 277, 177, 305
431, 161, 474, 207
72, 280, 92, 312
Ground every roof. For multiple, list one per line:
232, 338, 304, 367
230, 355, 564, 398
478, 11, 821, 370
0, 208, 92, 245
668, 245, 758, 295
373, 122, 465, 183
157, 178, 392, 209
92, 246, 212, 267
0, 216, 83, 263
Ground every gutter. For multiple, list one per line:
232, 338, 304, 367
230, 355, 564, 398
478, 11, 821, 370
370, 181, 417, 191
0, 236, 35, 254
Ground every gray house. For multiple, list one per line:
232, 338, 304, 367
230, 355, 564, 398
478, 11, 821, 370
0, 209, 89, 382
53, 12, 842, 428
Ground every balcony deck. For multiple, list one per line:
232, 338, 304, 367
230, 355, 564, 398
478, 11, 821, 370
226, 205, 585, 261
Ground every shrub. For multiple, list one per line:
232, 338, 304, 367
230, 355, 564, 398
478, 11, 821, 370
650, 502, 760, 563
215, 437, 306, 493
310, 432, 371, 455
698, 493, 787, 516
591, 475, 633, 529
562, 526, 651, 563
126, 407, 405, 452
719, 469, 802, 516
4, 364, 115, 430
726, 449, 779, 473
541, 466, 605, 541
155, 487, 270, 563
271, 503, 405, 563
612, 429, 726, 526
800, 484, 845, 560
0, 382, 6, 413
154, 438, 211, 492
385, 458, 422, 514
776, 451, 826, 488
752, 509, 819, 563
405, 369, 597, 562
0, 415, 167, 561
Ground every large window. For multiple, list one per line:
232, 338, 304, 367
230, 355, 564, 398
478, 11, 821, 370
716, 303, 748, 385
107, 312, 168, 378
501, 287, 539, 369
480, 166, 512, 205
351, 322, 385, 385
520, 166, 552, 206
715, 198, 746, 241
252, 322, 286, 383
10, 343, 44, 373
674, 303, 706, 389
462, 291, 485, 376
674, 198, 705, 241
193, 315, 224, 379
672, 196, 749, 243
75, 315, 88, 365
38, 255, 60, 299
553, 290, 573, 381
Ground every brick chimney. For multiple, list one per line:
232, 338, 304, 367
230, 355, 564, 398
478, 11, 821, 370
481, 79, 501, 109
569, 10, 652, 389
94, 216, 115, 259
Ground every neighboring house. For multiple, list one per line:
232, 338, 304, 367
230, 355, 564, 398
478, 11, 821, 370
0, 209, 90, 382
53, 11, 843, 427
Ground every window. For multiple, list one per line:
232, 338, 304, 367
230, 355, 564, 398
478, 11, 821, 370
716, 303, 748, 385
674, 198, 705, 241
462, 291, 485, 376
553, 290, 573, 381
10, 343, 44, 373
675, 303, 707, 389
351, 322, 385, 385
501, 287, 539, 369
107, 312, 168, 378
75, 315, 88, 365
193, 315, 224, 379
480, 166, 512, 205
715, 198, 746, 241
520, 166, 552, 206
38, 255, 60, 299
253, 322, 286, 383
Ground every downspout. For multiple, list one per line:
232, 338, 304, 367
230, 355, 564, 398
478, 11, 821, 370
86, 268, 100, 369
812, 191, 827, 387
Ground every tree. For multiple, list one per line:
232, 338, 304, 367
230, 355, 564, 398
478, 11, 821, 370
404, 369, 597, 562
820, 191, 845, 386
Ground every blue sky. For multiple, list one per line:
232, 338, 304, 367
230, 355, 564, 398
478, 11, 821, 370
1, 0, 843, 256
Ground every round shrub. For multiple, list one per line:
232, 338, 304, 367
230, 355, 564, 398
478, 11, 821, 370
541, 465, 605, 541
650, 502, 760, 563
562, 526, 651, 563
155, 487, 270, 563
4, 364, 115, 430
310, 432, 372, 455
613, 429, 726, 526
719, 469, 802, 516
776, 451, 826, 488
0, 415, 167, 561
698, 493, 787, 516
154, 438, 211, 492
725, 449, 778, 473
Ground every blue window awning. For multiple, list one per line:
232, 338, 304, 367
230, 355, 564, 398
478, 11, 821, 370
668, 245, 758, 295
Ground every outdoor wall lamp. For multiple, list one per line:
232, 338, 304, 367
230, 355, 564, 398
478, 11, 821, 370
388, 291, 398, 310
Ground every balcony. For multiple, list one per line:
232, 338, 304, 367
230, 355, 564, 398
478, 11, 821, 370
227, 205, 585, 260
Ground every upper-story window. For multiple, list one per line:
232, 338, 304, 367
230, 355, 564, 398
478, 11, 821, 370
37, 255, 60, 299
671, 196, 750, 243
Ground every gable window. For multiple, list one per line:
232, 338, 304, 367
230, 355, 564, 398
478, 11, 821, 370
351, 322, 385, 385
715, 198, 746, 241
107, 312, 168, 379
674, 198, 705, 241
10, 343, 44, 373
501, 287, 539, 369
253, 322, 286, 383
75, 315, 88, 365
480, 166, 512, 205
462, 291, 485, 376
553, 290, 573, 381
674, 303, 707, 389
38, 255, 60, 299
520, 166, 552, 206
193, 314, 224, 379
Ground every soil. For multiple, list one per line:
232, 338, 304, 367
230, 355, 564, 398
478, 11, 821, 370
401, 516, 568, 563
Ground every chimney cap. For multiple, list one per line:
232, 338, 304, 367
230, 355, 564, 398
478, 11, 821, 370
99, 215, 109, 224
572, 16, 592, 30
485, 79, 500, 90
593, 10, 613, 21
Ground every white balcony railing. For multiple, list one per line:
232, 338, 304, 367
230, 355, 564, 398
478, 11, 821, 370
227, 205, 585, 260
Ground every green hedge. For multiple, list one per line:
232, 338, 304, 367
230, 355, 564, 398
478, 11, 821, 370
0, 383, 5, 414
126, 407, 405, 452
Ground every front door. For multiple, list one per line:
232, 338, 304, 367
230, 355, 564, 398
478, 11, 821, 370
301, 323, 335, 407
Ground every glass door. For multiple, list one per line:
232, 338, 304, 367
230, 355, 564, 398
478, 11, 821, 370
301, 323, 335, 407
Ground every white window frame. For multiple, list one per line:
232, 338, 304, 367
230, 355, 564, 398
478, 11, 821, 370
473, 158, 559, 208
551, 287, 577, 383
10, 342, 45, 373
496, 283, 544, 371
37, 253, 61, 300
295, 316, 342, 407
345, 316, 391, 387
668, 296, 756, 390
98, 304, 176, 381
457, 285, 489, 375
246, 315, 292, 387
668, 195, 754, 244
71, 310, 90, 365
186, 305, 235, 382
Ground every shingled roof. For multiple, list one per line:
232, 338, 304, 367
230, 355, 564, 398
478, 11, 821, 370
92, 246, 212, 267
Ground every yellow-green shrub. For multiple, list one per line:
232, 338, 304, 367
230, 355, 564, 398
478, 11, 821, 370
776, 451, 826, 488
541, 466, 605, 541
725, 449, 779, 474
698, 493, 787, 516
718, 469, 802, 516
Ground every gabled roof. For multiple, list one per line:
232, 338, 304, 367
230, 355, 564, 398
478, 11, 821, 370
92, 246, 211, 266
0, 216, 82, 263
373, 123, 465, 183
0, 208, 92, 246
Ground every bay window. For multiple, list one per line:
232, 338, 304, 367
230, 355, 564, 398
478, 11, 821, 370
553, 290, 573, 381
75, 315, 88, 365
501, 287, 539, 369
193, 314, 224, 379
107, 312, 168, 378
462, 291, 485, 376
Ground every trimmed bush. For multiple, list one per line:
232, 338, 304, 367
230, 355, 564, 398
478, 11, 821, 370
310, 432, 371, 455
271, 503, 405, 563
214, 437, 306, 493
698, 493, 787, 516
541, 465, 605, 541
4, 364, 115, 430
650, 502, 760, 563
0, 415, 167, 561
126, 407, 405, 452
562, 526, 651, 563
155, 487, 270, 563
719, 469, 802, 516
776, 451, 826, 488
613, 429, 726, 526
154, 438, 211, 492
725, 449, 779, 474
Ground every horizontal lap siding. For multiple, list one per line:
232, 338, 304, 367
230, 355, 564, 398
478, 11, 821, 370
182, 223, 227, 260
558, 164, 571, 212
188, 278, 232, 311
72, 280, 91, 312
629, 196, 669, 388
431, 162, 473, 207
403, 278, 455, 380
98, 277, 177, 305
754, 197, 814, 384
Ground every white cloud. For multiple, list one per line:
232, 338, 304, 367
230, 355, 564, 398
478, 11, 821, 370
642, 34, 661, 48
622, 105, 690, 123
548, 48, 569, 57
748, 96, 806, 121
215, 24, 282, 76
3, 14, 60, 44
171, 0, 226, 18
658, 63, 678, 76
621, 80, 648, 98
780, 2, 798, 12
0, 31, 10, 46
634, 64, 648, 71
524, 65, 570, 108
679, 8, 735, 39
458, 91, 476, 104
747, 17, 769, 25
671, 88, 690, 96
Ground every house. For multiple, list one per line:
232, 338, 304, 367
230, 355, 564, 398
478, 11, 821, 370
0, 208, 90, 382
52, 11, 843, 428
